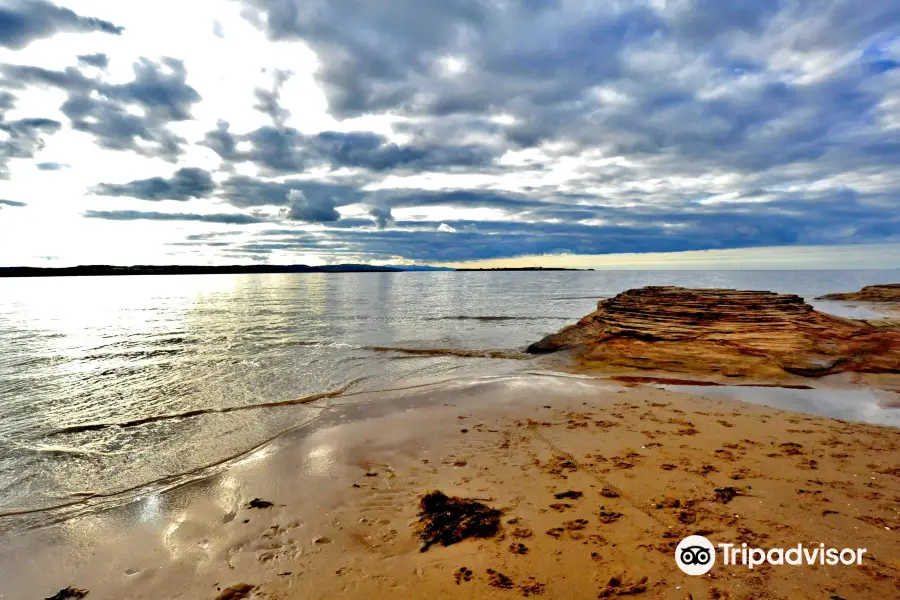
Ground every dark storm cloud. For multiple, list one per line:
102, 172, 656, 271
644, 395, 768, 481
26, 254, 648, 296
2, 58, 201, 160
0, 0, 123, 50
93, 168, 215, 201
0, 199, 27, 207
77, 53, 109, 68
83, 210, 266, 224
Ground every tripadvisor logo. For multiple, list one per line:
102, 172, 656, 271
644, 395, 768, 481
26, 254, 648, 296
675, 536, 716, 575
675, 535, 867, 575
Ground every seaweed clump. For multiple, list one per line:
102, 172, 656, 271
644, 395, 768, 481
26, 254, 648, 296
246, 498, 274, 509
46, 588, 88, 600
416, 491, 502, 552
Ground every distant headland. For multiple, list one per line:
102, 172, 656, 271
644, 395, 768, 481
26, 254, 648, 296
454, 267, 594, 272
0, 264, 406, 278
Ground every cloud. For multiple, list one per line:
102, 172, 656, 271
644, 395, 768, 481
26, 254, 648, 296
0, 199, 27, 208
253, 69, 291, 127
77, 53, 109, 69
0, 0, 123, 50
184, 231, 244, 241
4, 0, 900, 266
235, 0, 657, 121
204, 123, 499, 174
0, 91, 14, 114
218, 174, 542, 213
187, 180, 900, 263
93, 168, 215, 200
2, 57, 201, 160
283, 189, 340, 222
0, 114, 62, 178
220, 175, 365, 208
227, 0, 900, 262
83, 210, 266, 224
36, 161, 68, 170
369, 205, 393, 229
230, 0, 900, 179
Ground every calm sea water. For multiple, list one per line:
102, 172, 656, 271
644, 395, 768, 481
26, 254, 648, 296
0, 270, 897, 520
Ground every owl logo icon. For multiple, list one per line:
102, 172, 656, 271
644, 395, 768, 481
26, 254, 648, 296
675, 535, 716, 575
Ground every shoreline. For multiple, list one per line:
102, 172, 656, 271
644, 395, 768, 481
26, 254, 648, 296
2, 285, 899, 599
4, 364, 897, 530
2, 373, 898, 600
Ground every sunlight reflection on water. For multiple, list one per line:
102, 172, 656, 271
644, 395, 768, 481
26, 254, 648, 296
0, 269, 896, 513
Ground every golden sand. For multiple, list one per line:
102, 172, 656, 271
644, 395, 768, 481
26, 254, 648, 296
5, 375, 898, 600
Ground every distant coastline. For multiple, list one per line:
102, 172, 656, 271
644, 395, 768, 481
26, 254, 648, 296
0, 265, 591, 278
0, 265, 405, 278
454, 267, 594, 271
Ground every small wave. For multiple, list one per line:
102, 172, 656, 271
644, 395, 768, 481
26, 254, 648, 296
424, 315, 572, 321
49, 379, 364, 436
273, 340, 361, 349
550, 295, 608, 301
31, 445, 117, 457
82, 347, 184, 362
364, 346, 528, 360
608, 375, 814, 389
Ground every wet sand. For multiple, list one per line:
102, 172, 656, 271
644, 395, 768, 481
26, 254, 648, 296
3, 375, 898, 600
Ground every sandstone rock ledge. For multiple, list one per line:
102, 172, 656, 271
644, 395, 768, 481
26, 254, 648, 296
527, 286, 900, 379
816, 283, 900, 302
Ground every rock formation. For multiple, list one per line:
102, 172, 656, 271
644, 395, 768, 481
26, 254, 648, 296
817, 283, 900, 302
527, 286, 900, 379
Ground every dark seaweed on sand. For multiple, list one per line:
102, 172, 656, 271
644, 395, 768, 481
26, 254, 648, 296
416, 491, 502, 552
46, 588, 88, 600
554, 490, 583, 500
246, 498, 274, 509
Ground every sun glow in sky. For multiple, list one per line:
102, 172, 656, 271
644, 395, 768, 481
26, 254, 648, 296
1, 0, 899, 268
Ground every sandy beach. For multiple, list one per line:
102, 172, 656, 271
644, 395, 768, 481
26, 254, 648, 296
4, 373, 898, 600
1, 285, 899, 600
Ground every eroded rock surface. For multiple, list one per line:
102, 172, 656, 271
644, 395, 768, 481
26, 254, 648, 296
817, 283, 900, 302
527, 286, 900, 378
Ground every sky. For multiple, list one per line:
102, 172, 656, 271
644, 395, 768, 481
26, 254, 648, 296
0, 0, 898, 269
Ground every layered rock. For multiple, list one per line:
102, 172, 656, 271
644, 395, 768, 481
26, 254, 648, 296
817, 283, 900, 302
527, 286, 900, 378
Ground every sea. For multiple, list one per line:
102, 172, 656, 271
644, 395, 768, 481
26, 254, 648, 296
1, 269, 897, 526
